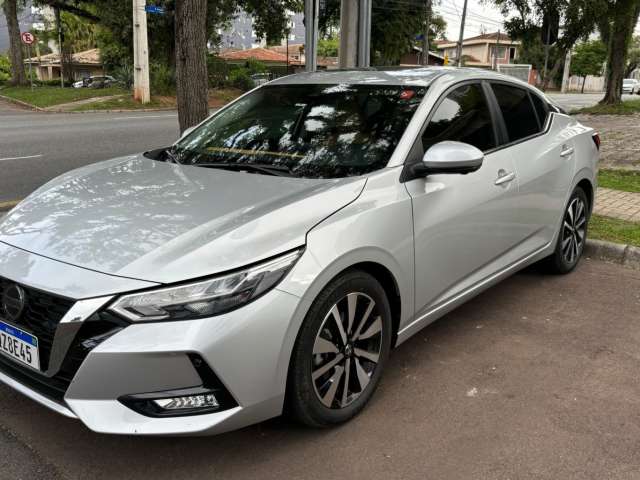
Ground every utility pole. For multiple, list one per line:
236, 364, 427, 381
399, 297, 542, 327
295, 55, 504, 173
493, 30, 501, 70
132, 0, 150, 103
54, 6, 64, 87
456, 0, 469, 67
422, 0, 432, 66
561, 49, 572, 93
304, 0, 319, 72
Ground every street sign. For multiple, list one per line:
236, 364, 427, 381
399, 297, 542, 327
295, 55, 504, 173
145, 5, 165, 14
21, 32, 35, 45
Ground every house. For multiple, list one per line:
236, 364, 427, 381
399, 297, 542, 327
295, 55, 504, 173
435, 32, 521, 68
399, 46, 445, 66
24, 48, 104, 81
218, 47, 336, 72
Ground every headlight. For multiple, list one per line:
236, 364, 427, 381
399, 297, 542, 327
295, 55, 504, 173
109, 249, 302, 322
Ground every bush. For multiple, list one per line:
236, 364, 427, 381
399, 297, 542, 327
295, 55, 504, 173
208, 55, 230, 88
112, 63, 133, 90
0, 55, 10, 84
228, 67, 254, 91
150, 62, 175, 95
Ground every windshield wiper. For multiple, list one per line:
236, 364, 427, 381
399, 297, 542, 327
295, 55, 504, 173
195, 162, 297, 177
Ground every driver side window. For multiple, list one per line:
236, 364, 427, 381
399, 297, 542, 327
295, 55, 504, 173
422, 83, 496, 153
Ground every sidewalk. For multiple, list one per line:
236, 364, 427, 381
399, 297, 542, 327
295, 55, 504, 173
594, 187, 640, 222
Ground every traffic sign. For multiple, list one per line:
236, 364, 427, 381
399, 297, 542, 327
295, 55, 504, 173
21, 32, 35, 45
145, 5, 165, 14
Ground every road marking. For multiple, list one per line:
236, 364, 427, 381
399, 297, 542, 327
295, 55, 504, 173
0, 154, 43, 162
0, 200, 21, 210
112, 114, 178, 120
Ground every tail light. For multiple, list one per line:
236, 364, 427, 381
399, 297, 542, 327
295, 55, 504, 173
592, 133, 601, 150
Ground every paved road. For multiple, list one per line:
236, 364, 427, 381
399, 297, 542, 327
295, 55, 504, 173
0, 99, 179, 203
547, 92, 637, 111
0, 259, 638, 479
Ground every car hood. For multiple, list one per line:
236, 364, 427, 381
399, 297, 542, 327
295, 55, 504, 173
0, 155, 366, 284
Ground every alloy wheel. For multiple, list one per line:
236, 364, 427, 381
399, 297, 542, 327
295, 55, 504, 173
311, 292, 383, 409
561, 196, 587, 264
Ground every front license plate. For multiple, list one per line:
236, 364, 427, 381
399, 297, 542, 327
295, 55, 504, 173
0, 320, 40, 370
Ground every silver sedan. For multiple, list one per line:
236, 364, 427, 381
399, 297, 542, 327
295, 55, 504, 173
0, 67, 599, 435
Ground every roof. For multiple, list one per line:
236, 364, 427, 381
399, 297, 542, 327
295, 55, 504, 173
436, 31, 521, 49
25, 48, 101, 65
219, 48, 290, 63
268, 67, 536, 90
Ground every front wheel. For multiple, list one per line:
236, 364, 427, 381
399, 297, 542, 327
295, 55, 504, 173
287, 270, 392, 427
546, 186, 589, 274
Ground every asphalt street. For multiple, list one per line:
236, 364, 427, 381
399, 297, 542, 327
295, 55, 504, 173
1, 93, 637, 205
0, 259, 638, 479
0, 100, 179, 203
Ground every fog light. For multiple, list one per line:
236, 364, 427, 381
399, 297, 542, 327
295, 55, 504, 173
153, 393, 219, 411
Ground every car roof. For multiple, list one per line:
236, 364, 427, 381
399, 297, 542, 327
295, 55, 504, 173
269, 66, 532, 89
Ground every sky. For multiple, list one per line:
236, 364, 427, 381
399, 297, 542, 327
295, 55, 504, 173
439, 0, 640, 41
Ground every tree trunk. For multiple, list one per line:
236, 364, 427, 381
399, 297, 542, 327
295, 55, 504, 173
600, 0, 640, 105
175, 0, 209, 134
2, 0, 28, 86
582, 76, 586, 93
542, 52, 564, 91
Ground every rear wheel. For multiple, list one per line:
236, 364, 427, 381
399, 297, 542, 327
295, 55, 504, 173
288, 270, 392, 427
546, 187, 589, 274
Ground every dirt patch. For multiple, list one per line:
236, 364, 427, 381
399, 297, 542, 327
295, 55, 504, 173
575, 113, 640, 170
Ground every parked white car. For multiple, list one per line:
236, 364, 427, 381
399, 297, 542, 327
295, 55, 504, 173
622, 78, 639, 94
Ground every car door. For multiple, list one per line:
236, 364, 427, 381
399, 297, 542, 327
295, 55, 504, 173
487, 82, 575, 255
404, 81, 523, 319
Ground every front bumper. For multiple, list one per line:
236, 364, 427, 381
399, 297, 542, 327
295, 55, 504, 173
0, 288, 303, 435
0, 243, 306, 435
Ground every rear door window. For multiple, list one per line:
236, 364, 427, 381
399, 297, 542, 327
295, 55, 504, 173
530, 93, 549, 128
422, 83, 496, 152
491, 84, 540, 143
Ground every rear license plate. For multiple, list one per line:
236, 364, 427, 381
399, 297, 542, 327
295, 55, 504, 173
0, 320, 40, 370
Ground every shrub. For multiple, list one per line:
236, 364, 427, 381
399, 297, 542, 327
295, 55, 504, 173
150, 62, 175, 95
0, 55, 10, 84
208, 56, 230, 88
112, 63, 133, 90
228, 67, 254, 91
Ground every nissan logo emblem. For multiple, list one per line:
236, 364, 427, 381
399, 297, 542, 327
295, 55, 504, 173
1, 284, 26, 322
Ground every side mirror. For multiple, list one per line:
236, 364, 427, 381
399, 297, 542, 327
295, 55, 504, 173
411, 141, 484, 178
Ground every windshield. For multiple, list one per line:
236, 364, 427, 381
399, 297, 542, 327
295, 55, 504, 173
623, 79, 634, 84
173, 84, 427, 178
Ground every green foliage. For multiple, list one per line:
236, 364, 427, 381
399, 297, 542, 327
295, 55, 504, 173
571, 40, 607, 78
111, 63, 133, 90
0, 55, 10, 84
228, 68, 254, 91
245, 58, 268, 74
208, 55, 230, 88
150, 62, 175, 95
318, 0, 447, 65
318, 36, 339, 57
627, 36, 640, 77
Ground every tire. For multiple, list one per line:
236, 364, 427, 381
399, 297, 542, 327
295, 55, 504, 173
287, 269, 392, 427
546, 186, 590, 274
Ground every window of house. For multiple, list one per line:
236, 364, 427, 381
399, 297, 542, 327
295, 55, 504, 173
422, 83, 496, 152
491, 84, 540, 143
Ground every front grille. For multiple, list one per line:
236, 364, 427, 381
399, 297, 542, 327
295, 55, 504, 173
0, 278, 127, 403
0, 277, 74, 372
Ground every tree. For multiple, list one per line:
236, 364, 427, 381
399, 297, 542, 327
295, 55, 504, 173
1, 0, 28, 86
175, 0, 208, 133
318, 0, 447, 65
318, 36, 339, 57
0, 54, 11, 83
599, 0, 640, 104
489, 0, 608, 89
571, 40, 607, 92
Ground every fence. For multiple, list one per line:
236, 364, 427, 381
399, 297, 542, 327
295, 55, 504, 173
565, 75, 605, 93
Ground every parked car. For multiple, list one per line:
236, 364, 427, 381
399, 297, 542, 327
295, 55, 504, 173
622, 78, 639, 95
0, 68, 599, 435
72, 75, 116, 89
250, 72, 271, 86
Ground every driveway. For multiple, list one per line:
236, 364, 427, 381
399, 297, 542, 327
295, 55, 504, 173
1, 259, 638, 479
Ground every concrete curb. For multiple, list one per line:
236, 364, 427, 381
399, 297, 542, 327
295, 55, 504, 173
0, 94, 45, 111
584, 239, 640, 270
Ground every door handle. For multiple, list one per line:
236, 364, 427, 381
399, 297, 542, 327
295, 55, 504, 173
494, 170, 516, 186
560, 145, 574, 157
